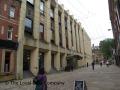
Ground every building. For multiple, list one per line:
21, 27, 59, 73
0, 0, 21, 81
0, 0, 92, 81
92, 45, 104, 64
108, 0, 120, 66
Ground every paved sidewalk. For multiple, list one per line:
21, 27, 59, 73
0, 65, 120, 90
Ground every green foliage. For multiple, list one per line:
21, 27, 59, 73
99, 38, 114, 59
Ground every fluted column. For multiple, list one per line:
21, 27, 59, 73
33, 0, 40, 39
61, 8, 66, 48
54, 52, 60, 71
44, 0, 51, 43
72, 20, 76, 51
67, 14, 72, 49
16, 0, 26, 79
76, 23, 80, 52
54, 2, 59, 46
44, 50, 51, 73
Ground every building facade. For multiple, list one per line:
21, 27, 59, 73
108, 0, 120, 66
0, 0, 92, 81
0, 0, 21, 81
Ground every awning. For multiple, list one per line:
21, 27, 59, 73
0, 39, 18, 50
67, 55, 83, 60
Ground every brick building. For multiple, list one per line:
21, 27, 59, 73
0, 0, 21, 81
108, 0, 120, 66
0, 0, 92, 81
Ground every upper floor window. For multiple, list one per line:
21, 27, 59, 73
9, 6, 15, 18
25, 18, 32, 29
40, 23, 44, 32
40, 0, 45, 15
26, 4, 34, 19
58, 14, 61, 24
7, 27, 13, 40
50, 8, 54, 18
27, 0, 34, 4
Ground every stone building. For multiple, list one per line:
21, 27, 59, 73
108, 0, 120, 66
92, 46, 104, 64
0, 0, 92, 81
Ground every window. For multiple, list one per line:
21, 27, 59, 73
40, 24, 44, 40
40, 0, 45, 15
7, 27, 13, 40
4, 51, 11, 72
40, 24, 44, 32
50, 8, 54, 18
25, 18, 32, 29
27, 0, 34, 4
9, 6, 15, 18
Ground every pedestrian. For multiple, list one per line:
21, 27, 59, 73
100, 62, 102, 67
33, 68, 47, 90
91, 61, 95, 70
87, 62, 89, 67
106, 61, 109, 67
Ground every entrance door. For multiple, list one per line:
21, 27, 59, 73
51, 53, 55, 69
39, 52, 44, 70
23, 50, 31, 71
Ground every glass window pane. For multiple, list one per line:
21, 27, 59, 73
25, 18, 32, 28
9, 7, 15, 18
40, 24, 44, 32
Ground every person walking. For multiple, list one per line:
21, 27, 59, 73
100, 62, 102, 67
106, 61, 109, 67
33, 68, 47, 90
91, 61, 95, 70
87, 62, 89, 67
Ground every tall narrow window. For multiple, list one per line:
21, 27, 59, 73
40, 23, 44, 40
4, 51, 11, 72
9, 6, 15, 18
7, 27, 13, 40
40, 0, 45, 15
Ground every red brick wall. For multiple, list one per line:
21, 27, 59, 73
0, 49, 2, 72
0, 0, 21, 42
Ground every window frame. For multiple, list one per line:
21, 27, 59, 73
9, 6, 15, 18
40, 0, 45, 15
7, 27, 13, 40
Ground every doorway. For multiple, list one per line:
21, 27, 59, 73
23, 49, 31, 71
39, 52, 44, 70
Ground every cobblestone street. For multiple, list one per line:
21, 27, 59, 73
0, 65, 120, 90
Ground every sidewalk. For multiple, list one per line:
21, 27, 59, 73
0, 65, 120, 90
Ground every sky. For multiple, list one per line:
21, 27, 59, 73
58, 0, 113, 46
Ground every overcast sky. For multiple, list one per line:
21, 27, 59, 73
58, 0, 113, 46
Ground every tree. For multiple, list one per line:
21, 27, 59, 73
99, 38, 114, 59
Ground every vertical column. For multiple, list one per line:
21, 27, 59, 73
78, 23, 81, 53
61, 6, 66, 48
44, 0, 51, 43
16, 0, 26, 79
30, 48, 39, 76
72, 20, 76, 51
33, 0, 40, 39
67, 14, 72, 49
44, 50, 51, 73
54, 2, 59, 46
76, 23, 80, 52
30, 0, 40, 75
54, 52, 60, 71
